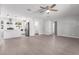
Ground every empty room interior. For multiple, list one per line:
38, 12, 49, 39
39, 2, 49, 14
0, 4, 79, 55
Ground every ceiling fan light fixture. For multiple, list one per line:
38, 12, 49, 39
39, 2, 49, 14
46, 10, 50, 14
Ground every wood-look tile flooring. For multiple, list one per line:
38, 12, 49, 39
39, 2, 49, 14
0, 35, 79, 55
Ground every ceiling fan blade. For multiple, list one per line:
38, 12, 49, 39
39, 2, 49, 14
34, 8, 45, 14
50, 4, 56, 8
40, 6, 46, 9
51, 9, 58, 11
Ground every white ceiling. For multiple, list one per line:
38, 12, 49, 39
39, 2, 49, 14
1, 4, 79, 19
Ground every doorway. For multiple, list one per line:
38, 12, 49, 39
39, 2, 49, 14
25, 22, 30, 37
44, 20, 57, 36
51, 21, 57, 36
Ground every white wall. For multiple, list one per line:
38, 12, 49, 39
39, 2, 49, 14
43, 20, 52, 35
43, 16, 79, 38
30, 18, 45, 36
57, 16, 79, 38
0, 5, 1, 16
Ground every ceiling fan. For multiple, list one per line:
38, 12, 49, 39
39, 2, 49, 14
40, 4, 58, 14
